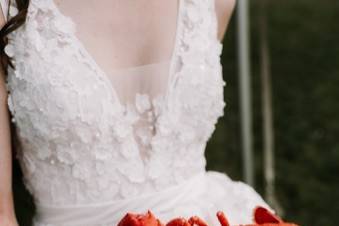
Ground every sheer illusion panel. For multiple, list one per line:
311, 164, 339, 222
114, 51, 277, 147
53, 0, 179, 159
110, 61, 171, 104
109, 61, 171, 159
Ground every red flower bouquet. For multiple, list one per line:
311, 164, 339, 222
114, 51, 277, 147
117, 206, 299, 226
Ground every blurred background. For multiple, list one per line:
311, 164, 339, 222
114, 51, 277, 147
206, 0, 339, 226
12, 0, 339, 226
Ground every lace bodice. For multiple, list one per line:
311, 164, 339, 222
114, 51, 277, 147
4, 0, 226, 207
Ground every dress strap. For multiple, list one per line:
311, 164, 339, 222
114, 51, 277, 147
0, 0, 9, 22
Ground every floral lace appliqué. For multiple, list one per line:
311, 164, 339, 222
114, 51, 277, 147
4, 0, 226, 213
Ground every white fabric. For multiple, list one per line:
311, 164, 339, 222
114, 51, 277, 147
34, 172, 206, 225
4, 0, 274, 225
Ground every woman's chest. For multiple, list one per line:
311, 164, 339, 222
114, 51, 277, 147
52, 0, 179, 70
5, 0, 226, 144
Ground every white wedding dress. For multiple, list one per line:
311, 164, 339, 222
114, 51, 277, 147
1, 0, 274, 225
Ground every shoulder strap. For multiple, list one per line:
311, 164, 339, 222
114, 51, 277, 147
0, 0, 9, 22
181, 0, 219, 42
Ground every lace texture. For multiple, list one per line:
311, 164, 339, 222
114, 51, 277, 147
3, 0, 276, 225
5, 0, 225, 207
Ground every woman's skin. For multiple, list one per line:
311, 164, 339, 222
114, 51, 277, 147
0, 9, 19, 226
0, 0, 235, 225
216, 0, 237, 41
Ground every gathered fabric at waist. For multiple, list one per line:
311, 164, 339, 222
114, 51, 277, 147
34, 172, 207, 226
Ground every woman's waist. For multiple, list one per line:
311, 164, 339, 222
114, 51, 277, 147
22, 156, 206, 206
34, 172, 207, 226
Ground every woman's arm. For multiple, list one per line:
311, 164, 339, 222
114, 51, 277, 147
215, 0, 237, 42
0, 8, 19, 226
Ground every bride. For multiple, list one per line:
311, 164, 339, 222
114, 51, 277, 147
0, 0, 273, 225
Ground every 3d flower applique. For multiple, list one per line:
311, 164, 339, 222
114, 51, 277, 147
135, 93, 152, 114
4, 43, 15, 58
51, 17, 76, 45
71, 159, 92, 181
55, 144, 77, 165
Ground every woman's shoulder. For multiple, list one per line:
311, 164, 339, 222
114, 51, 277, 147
214, 0, 236, 41
215, 0, 236, 12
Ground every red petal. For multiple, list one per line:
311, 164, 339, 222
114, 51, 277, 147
254, 206, 283, 224
216, 211, 230, 226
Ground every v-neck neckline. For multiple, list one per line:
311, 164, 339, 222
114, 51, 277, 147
44, 0, 183, 112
